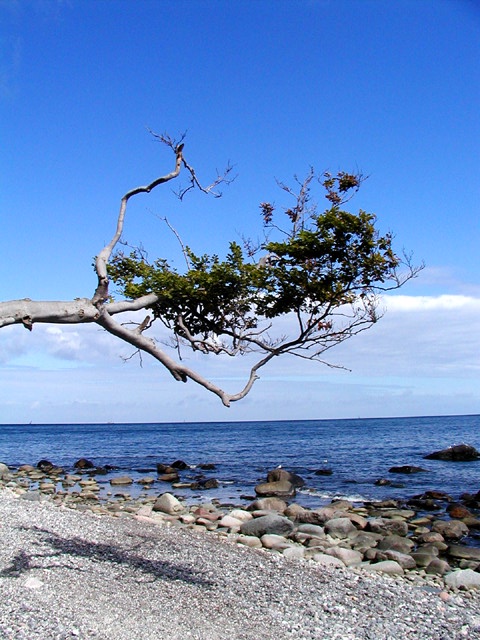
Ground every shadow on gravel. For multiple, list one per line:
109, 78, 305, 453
1, 526, 214, 588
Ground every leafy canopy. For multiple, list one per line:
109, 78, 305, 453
107, 169, 410, 360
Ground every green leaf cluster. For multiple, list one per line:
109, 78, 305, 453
107, 173, 401, 342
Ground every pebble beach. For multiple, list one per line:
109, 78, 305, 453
1, 482, 480, 640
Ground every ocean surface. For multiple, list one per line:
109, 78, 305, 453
0, 415, 479, 510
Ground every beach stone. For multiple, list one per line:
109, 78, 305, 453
284, 503, 307, 518
192, 507, 220, 521
383, 550, 417, 570
366, 560, 404, 576
219, 515, 244, 529
254, 480, 295, 498
445, 569, 480, 590
348, 530, 382, 550
266, 468, 305, 488
240, 514, 294, 538
237, 535, 263, 549
416, 531, 445, 544
110, 476, 133, 486
229, 509, 253, 522
152, 492, 185, 515
432, 519, 469, 540
367, 517, 408, 537
447, 503, 472, 519
261, 534, 294, 551
137, 476, 155, 485
424, 444, 480, 461
292, 510, 326, 526
311, 553, 345, 568
325, 547, 363, 567
463, 517, 480, 529
297, 524, 326, 538
448, 544, 480, 563
411, 551, 437, 568
18, 464, 35, 473
377, 534, 414, 554
283, 546, 306, 560
426, 558, 451, 575
0, 462, 10, 480
324, 517, 357, 539
247, 497, 287, 512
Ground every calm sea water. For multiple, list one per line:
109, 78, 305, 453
0, 415, 479, 509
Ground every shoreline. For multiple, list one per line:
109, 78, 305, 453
1, 462, 480, 588
1, 486, 480, 639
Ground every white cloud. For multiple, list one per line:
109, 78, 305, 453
0, 294, 479, 422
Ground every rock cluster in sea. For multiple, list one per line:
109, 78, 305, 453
1, 458, 479, 591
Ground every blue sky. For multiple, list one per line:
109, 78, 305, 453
0, 0, 479, 423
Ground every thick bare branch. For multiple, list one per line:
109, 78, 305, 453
0, 299, 100, 329
92, 146, 184, 305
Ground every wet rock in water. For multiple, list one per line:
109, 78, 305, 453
254, 480, 295, 498
424, 443, 480, 461
137, 476, 155, 486
266, 468, 306, 488
388, 465, 428, 474
432, 519, 469, 540
374, 478, 391, 486
447, 503, 473, 519
198, 478, 219, 490
314, 468, 333, 476
156, 463, 177, 474
109, 476, 133, 486
37, 459, 55, 472
447, 544, 480, 563
407, 498, 441, 511
158, 473, 180, 483
170, 459, 189, 470
199, 463, 216, 470
240, 514, 294, 538
73, 458, 95, 470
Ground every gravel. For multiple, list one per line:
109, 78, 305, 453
1, 488, 479, 639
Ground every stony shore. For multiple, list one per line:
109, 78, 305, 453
1, 460, 480, 638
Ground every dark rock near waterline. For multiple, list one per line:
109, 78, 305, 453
37, 459, 54, 472
314, 468, 333, 476
375, 478, 391, 486
424, 444, 480, 461
254, 480, 295, 498
266, 468, 306, 488
171, 459, 189, 470
199, 463, 216, 471
74, 458, 95, 470
388, 465, 428, 474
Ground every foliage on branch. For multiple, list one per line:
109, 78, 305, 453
108, 166, 418, 364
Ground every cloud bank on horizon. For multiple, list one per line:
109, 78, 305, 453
1, 293, 479, 423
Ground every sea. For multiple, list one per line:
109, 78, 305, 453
0, 415, 479, 511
